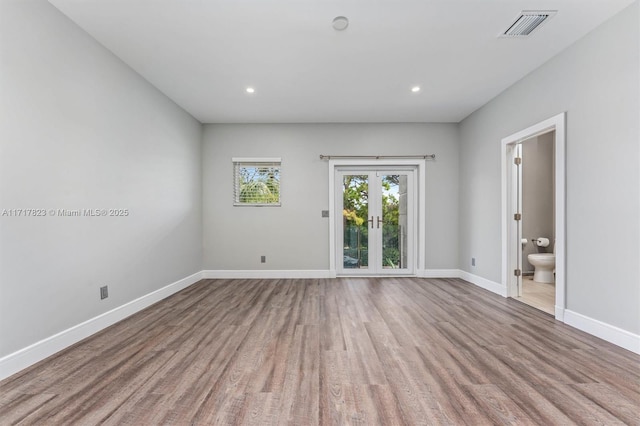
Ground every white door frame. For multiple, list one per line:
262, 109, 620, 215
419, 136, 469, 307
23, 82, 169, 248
515, 143, 523, 297
329, 159, 426, 276
501, 112, 566, 321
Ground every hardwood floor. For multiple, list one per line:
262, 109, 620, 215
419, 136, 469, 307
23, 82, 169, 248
1, 278, 638, 425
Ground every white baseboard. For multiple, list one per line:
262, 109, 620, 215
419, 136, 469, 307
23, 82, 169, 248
564, 310, 640, 355
0, 271, 204, 381
458, 270, 507, 297
555, 305, 565, 322
202, 270, 337, 279
418, 269, 461, 278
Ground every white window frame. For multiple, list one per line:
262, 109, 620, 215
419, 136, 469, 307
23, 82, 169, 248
233, 157, 282, 207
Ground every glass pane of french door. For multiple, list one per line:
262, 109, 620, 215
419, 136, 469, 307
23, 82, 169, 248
342, 174, 369, 270
380, 174, 408, 270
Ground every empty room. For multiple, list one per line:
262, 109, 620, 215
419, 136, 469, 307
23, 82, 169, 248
1, 0, 638, 424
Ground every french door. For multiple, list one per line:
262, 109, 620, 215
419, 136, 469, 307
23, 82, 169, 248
336, 168, 415, 275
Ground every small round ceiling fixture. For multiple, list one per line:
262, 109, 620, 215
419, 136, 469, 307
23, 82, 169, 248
411, 86, 421, 93
246, 87, 255, 94
332, 16, 349, 31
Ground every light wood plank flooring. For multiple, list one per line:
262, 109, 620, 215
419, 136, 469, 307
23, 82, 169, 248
516, 277, 555, 315
1, 278, 638, 425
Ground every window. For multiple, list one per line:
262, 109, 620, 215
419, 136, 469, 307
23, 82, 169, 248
233, 158, 281, 206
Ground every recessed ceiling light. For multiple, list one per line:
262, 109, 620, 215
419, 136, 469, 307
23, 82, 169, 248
411, 86, 421, 93
332, 16, 349, 31
246, 87, 255, 94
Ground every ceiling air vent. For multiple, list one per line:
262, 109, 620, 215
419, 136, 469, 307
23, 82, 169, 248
501, 11, 556, 37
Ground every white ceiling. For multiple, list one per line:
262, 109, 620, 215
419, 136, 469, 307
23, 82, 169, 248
48, 0, 634, 124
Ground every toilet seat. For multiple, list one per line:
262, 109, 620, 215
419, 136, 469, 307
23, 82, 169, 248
528, 253, 554, 262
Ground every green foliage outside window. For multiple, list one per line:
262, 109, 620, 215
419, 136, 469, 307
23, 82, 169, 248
234, 162, 281, 206
342, 175, 401, 268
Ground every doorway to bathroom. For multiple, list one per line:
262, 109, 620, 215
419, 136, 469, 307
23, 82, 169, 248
515, 133, 556, 314
502, 113, 566, 321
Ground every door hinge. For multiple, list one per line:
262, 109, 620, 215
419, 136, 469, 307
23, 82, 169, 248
514, 213, 521, 221
514, 269, 521, 277
514, 157, 522, 165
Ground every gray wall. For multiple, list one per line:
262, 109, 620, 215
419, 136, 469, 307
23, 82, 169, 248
459, 2, 639, 333
0, 0, 203, 357
202, 123, 459, 271
522, 132, 555, 273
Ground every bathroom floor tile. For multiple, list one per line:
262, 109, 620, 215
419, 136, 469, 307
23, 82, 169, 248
516, 277, 555, 315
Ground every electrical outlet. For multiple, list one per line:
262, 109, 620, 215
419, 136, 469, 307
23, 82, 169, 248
100, 285, 109, 300
261, 256, 266, 263
471, 258, 476, 266
321, 210, 329, 218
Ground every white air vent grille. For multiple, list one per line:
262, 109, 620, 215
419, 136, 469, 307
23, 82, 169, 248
502, 11, 556, 37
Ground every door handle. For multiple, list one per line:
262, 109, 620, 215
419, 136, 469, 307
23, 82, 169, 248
368, 216, 374, 229
377, 216, 384, 228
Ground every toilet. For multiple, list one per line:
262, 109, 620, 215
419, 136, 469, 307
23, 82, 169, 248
528, 239, 555, 283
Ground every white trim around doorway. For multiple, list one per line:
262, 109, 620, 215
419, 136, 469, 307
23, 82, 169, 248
501, 112, 566, 321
